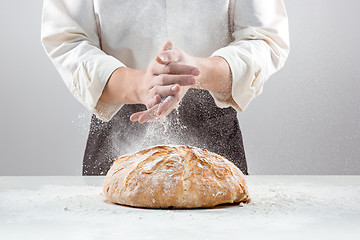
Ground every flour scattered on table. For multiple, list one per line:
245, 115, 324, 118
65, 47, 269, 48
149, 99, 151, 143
1, 179, 360, 233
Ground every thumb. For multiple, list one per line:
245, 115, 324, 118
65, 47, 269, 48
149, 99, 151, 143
161, 40, 173, 51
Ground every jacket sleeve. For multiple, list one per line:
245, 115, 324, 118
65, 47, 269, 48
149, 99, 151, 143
210, 0, 290, 111
41, 0, 125, 121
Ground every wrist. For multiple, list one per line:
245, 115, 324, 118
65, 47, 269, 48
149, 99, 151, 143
100, 67, 146, 105
194, 56, 232, 93
133, 69, 147, 104
192, 57, 210, 89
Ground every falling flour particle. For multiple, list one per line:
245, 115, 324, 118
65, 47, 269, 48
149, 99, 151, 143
72, 111, 91, 136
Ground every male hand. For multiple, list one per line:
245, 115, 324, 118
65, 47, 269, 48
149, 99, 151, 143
135, 41, 199, 109
130, 41, 200, 123
129, 40, 233, 124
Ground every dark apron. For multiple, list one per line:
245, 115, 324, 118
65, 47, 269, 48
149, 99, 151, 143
83, 89, 248, 175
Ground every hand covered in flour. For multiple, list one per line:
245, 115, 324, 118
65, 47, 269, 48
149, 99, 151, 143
99, 40, 199, 112
130, 41, 200, 123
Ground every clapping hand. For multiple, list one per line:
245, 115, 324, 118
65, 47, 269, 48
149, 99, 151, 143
130, 41, 199, 123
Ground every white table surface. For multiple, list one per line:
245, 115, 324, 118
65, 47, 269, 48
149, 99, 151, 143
0, 176, 359, 240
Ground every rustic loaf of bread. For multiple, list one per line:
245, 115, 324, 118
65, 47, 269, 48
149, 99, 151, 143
103, 145, 249, 208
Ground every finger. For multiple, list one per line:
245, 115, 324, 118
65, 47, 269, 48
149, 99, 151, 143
130, 105, 158, 123
157, 50, 180, 64
160, 40, 173, 51
152, 62, 200, 76
155, 41, 174, 64
138, 105, 160, 124
155, 55, 166, 65
154, 75, 195, 87
130, 92, 171, 123
152, 84, 180, 98
157, 95, 178, 116
130, 112, 143, 122
146, 94, 161, 109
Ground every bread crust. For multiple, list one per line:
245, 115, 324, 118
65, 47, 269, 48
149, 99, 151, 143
103, 145, 250, 208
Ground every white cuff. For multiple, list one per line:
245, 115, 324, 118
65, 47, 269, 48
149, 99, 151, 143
72, 54, 125, 122
210, 46, 262, 112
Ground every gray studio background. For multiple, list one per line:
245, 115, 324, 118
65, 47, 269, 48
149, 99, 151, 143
0, 0, 359, 176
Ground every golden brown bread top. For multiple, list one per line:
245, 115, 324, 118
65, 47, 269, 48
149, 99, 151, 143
103, 145, 250, 208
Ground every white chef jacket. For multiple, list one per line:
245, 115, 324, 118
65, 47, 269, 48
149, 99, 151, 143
41, 0, 289, 122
